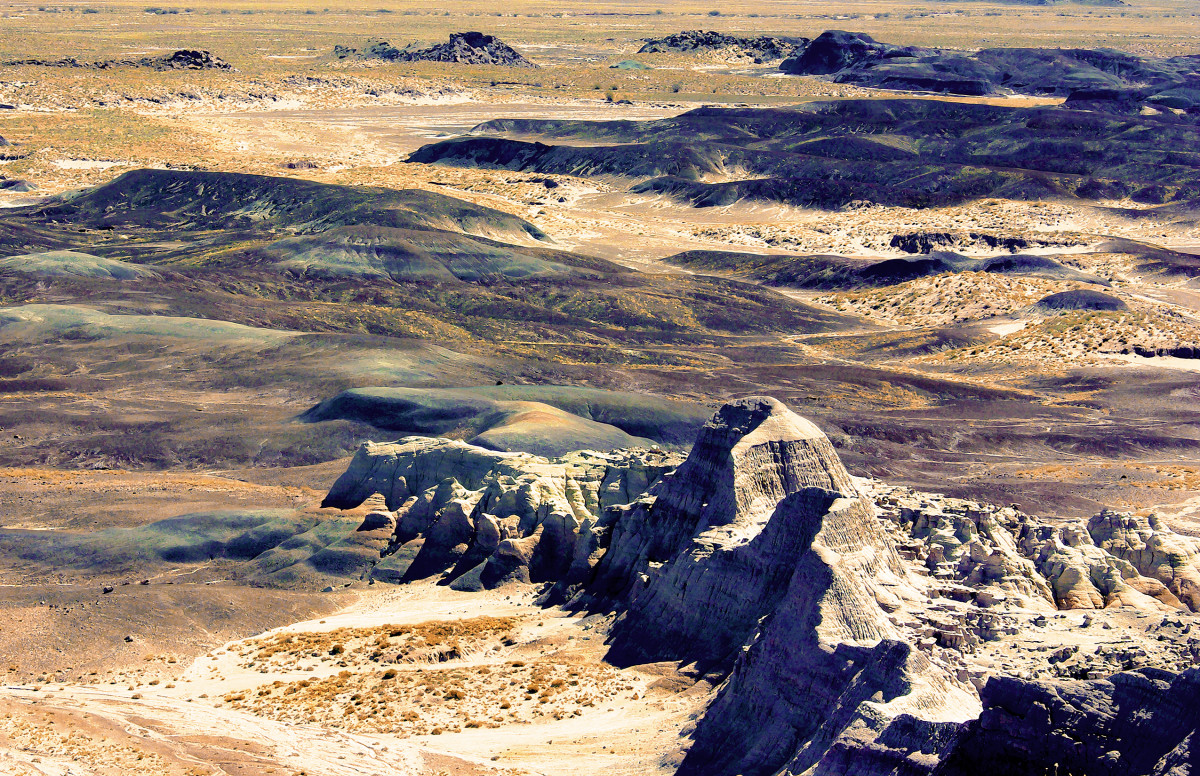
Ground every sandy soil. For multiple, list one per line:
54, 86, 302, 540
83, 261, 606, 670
0, 582, 709, 776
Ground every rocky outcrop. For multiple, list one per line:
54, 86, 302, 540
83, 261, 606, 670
322, 437, 680, 589
317, 398, 1200, 776
638, 31, 805, 63
936, 668, 1200, 776
781, 31, 1200, 106
337, 32, 536, 68
1019, 522, 1182, 611
874, 485, 1184, 613
4, 49, 231, 70
592, 398, 917, 667
580, 398, 979, 775
1089, 510, 1200, 611
780, 30, 927, 76
874, 488, 1057, 611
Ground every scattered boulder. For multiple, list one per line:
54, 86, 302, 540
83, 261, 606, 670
0, 178, 34, 192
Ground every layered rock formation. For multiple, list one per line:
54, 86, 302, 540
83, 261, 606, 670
578, 399, 978, 775
591, 398, 918, 667
874, 485, 1185, 612
318, 397, 1200, 776
322, 437, 680, 589
1090, 510, 1200, 611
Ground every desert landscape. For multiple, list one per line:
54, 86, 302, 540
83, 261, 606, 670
0, 0, 1198, 773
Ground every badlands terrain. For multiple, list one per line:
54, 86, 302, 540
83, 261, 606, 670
0, 0, 1199, 774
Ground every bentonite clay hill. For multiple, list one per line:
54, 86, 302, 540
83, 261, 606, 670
315, 397, 1200, 775
780, 29, 1200, 106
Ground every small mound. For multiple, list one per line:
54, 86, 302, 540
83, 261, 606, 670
980, 253, 1107, 284
860, 255, 957, 284
301, 385, 710, 453
0, 304, 294, 344
40, 169, 549, 243
468, 402, 654, 457
1035, 289, 1126, 311
0, 249, 160, 280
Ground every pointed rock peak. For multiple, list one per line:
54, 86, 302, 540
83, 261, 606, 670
679, 396, 857, 508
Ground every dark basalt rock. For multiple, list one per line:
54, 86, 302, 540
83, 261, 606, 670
639, 30, 806, 62
780, 30, 928, 76
146, 49, 231, 71
4, 49, 231, 71
338, 32, 536, 67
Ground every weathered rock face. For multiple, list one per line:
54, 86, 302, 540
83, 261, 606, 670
593, 397, 912, 667
317, 398, 1200, 776
1020, 522, 1182, 612
875, 489, 1057, 611
874, 485, 1184, 613
579, 398, 978, 775
322, 437, 680, 589
935, 668, 1200, 776
1089, 509, 1200, 611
